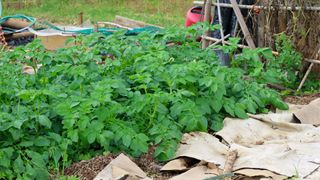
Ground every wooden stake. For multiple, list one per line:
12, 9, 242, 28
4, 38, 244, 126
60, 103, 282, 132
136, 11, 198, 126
230, 0, 256, 49
208, 34, 230, 47
297, 48, 320, 91
297, 63, 315, 91
232, 0, 243, 37
79, 12, 84, 27
202, 0, 212, 49
223, 150, 238, 180
216, 0, 225, 45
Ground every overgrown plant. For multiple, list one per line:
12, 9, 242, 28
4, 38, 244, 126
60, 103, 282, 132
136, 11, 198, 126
0, 26, 288, 178
230, 33, 303, 89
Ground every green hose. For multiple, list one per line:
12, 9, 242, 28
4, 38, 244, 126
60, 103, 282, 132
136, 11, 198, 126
0, 14, 36, 33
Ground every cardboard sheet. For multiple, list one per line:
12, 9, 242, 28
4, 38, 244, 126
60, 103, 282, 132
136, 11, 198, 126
294, 98, 320, 125
94, 154, 151, 180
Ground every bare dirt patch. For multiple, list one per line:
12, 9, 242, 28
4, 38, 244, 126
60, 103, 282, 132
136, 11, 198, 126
285, 93, 320, 105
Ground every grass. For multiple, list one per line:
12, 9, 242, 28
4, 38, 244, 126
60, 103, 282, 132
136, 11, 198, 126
2, 0, 195, 27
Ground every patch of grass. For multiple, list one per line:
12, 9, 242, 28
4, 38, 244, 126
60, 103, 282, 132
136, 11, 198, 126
2, 0, 195, 27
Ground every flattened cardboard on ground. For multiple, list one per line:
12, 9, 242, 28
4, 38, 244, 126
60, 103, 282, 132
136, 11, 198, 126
235, 169, 287, 180
217, 117, 320, 177
174, 132, 228, 167
94, 153, 151, 180
165, 108, 320, 179
249, 104, 305, 123
294, 98, 320, 125
168, 165, 220, 180
161, 158, 189, 171
304, 166, 320, 179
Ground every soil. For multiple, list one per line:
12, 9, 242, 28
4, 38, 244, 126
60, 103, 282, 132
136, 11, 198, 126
64, 147, 176, 180
64, 154, 116, 180
284, 93, 320, 105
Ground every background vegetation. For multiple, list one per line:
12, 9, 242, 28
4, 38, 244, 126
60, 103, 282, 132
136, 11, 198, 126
2, 0, 194, 27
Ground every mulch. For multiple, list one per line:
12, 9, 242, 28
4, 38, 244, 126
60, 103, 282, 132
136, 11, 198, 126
284, 93, 320, 105
64, 147, 175, 180
64, 154, 116, 180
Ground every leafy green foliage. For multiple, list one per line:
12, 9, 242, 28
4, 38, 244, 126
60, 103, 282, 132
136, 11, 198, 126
231, 34, 303, 89
0, 26, 288, 178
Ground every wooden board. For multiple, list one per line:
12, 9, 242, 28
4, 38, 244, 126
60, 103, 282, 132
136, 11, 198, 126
113, 16, 163, 29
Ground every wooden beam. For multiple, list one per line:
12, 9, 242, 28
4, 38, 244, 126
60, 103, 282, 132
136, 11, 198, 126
97, 22, 133, 30
304, 58, 320, 64
194, 1, 320, 11
202, 35, 279, 55
230, 0, 256, 49
208, 34, 231, 47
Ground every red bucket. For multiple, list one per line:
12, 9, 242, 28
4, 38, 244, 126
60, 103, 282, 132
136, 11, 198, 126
185, 6, 210, 27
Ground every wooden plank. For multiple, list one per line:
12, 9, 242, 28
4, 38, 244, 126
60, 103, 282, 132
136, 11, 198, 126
230, 0, 256, 49
114, 16, 163, 29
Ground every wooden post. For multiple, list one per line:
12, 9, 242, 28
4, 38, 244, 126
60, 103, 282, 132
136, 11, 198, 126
216, 0, 225, 45
257, 0, 267, 47
202, 0, 212, 49
79, 12, 84, 27
230, 0, 256, 49
231, 0, 243, 37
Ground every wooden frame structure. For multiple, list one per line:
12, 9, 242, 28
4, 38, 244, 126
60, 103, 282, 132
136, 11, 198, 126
197, 0, 320, 91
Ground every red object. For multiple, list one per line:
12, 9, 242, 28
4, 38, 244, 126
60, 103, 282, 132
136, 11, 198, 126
185, 6, 210, 27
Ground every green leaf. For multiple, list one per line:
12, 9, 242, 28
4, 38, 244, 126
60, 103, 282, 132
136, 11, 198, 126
210, 99, 223, 113
68, 129, 79, 142
34, 137, 51, 147
13, 156, 25, 174
272, 98, 289, 110
232, 83, 243, 93
224, 103, 235, 117
210, 115, 224, 132
26, 150, 46, 168
52, 149, 62, 165
122, 135, 132, 147
234, 103, 249, 119
38, 115, 52, 128
0, 147, 14, 168
246, 100, 257, 114
19, 141, 34, 147
87, 130, 96, 144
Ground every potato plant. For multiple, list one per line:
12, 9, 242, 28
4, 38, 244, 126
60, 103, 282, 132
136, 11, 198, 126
0, 27, 288, 178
